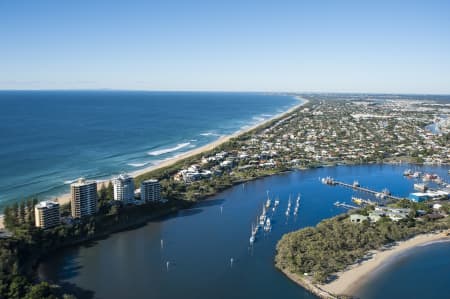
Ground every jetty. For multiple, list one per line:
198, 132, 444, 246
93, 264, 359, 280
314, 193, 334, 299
322, 177, 403, 201
333, 201, 358, 209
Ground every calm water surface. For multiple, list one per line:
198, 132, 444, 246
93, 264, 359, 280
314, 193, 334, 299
38, 165, 450, 299
353, 241, 450, 299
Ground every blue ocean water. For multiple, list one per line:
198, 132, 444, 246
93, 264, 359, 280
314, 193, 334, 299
0, 91, 299, 208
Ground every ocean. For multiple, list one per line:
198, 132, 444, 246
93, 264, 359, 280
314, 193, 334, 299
0, 91, 299, 209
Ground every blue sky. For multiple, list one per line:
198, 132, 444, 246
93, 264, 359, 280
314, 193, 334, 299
1, 0, 450, 93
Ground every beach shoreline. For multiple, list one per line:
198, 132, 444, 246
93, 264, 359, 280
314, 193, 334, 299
52, 96, 307, 207
279, 230, 450, 298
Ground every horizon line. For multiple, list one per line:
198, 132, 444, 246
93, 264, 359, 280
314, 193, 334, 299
0, 88, 450, 97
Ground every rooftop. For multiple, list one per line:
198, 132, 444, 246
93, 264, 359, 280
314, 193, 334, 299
35, 200, 59, 209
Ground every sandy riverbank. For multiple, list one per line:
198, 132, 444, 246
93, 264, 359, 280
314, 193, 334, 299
318, 230, 450, 297
53, 96, 307, 207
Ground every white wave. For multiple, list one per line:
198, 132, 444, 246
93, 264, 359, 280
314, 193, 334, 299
190, 139, 198, 142
252, 116, 265, 122
200, 132, 220, 136
147, 142, 191, 156
261, 114, 273, 117
128, 162, 150, 167
64, 179, 79, 184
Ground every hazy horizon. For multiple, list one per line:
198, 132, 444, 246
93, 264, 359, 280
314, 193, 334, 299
1, 0, 450, 94
1, 89, 450, 96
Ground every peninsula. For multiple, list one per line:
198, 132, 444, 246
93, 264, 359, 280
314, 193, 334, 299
275, 204, 450, 298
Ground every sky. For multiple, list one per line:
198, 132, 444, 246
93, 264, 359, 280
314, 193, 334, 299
1, 0, 450, 94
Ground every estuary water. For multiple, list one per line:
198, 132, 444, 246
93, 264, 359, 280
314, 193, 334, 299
353, 240, 450, 299
0, 91, 298, 209
38, 165, 450, 299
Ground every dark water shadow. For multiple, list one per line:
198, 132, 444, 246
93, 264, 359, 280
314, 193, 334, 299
56, 281, 95, 299
170, 208, 204, 218
150, 198, 226, 223
58, 257, 83, 281
195, 198, 226, 208
41, 253, 95, 299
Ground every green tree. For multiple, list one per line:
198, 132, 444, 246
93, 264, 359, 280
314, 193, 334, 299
98, 184, 107, 202
26, 199, 34, 224
18, 202, 26, 225
8, 275, 28, 299
24, 282, 54, 299
106, 182, 114, 200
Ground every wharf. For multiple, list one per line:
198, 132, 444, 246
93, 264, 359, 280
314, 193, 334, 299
333, 201, 358, 209
322, 177, 403, 201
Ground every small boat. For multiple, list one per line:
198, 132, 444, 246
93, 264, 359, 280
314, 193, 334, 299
375, 193, 386, 199
250, 235, 255, 244
403, 169, 413, 176
321, 176, 335, 185
274, 198, 280, 206
265, 190, 271, 208
251, 223, 257, 235
264, 218, 271, 232
254, 217, 260, 233
352, 197, 363, 205
414, 183, 427, 192
259, 215, 266, 226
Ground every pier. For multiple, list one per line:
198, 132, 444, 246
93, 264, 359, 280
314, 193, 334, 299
334, 201, 358, 209
321, 177, 404, 201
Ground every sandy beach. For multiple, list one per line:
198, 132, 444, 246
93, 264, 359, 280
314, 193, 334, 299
53, 96, 307, 207
319, 230, 450, 297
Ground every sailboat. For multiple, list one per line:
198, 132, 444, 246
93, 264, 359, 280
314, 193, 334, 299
264, 217, 271, 232
285, 195, 291, 216
294, 194, 300, 215
274, 197, 280, 207
265, 190, 271, 208
259, 205, 267, 226
250, 223, 256, 244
